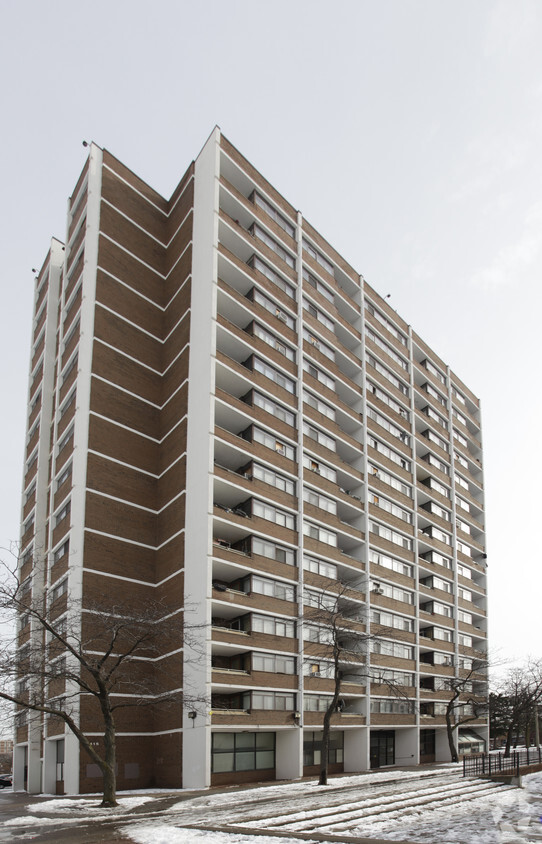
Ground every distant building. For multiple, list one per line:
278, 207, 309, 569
16, 128, 488, 793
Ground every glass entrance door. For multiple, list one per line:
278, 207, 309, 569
370, 731, 395, 768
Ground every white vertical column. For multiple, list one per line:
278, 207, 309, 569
182, 127, 221, 789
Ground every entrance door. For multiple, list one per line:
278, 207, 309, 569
55, 739, 65, 795
370, 731, 395, 768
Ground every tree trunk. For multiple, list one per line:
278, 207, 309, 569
504, 724, 514, 758
446, 717, 458, 763
319, 707, 332, 786
100, 711, 117, 807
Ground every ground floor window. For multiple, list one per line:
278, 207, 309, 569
303, 730, 344, 766
420, 729, 435, 758
370, 730, 395, 768
211, 732, 275, 773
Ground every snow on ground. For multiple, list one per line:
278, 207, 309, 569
4, 794, 153, 827
123, 769, 542, 844
124, 828, 316, 844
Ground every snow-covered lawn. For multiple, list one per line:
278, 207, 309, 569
121, 768, 542, 844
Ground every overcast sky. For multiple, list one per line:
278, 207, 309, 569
1, 0, 540, 669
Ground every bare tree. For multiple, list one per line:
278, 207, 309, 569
0, 556, 204, 807
443, 657, 489, 762
303, 581, 412, 786
497, 660, 542, 757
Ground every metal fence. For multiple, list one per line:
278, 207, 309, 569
463, 747, 542, 777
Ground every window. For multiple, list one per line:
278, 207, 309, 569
304, 695, 335, 712
252, 357, 296, 393
303, 660, 335, 678
61, 354, 78, 386
452, 406, 467, 427
55, 501, 71, 526
303, 328, 335, 360
432, 627, 453, 642
252, 193, 295, 237
457, 540, 472, 558
369, 549, 413, 577
371, 609, 414, 632
422, 359, 446, 384
366, 354, 409, 395
302, 453, 337, 482
423, 382, 447, 407
303, 390, 335, 420
245, 691, 296, 711
250, 255, 296, 298
457, 563, 472, 580
423, 405, 448, 430
458, 633, 473, 647
458, 610, 473, 624
252, 614, 296, 638
451, 386, 467, 406
53, 540, 69, 563
303, 422, 336, 452
253, 426, 295, 460
252, 463, 295, 495
303, 487, 337, 515
453, 428, 468, 448
370, 520, 412, 550
303, 556, 338, 579
303, 298, 335, 332
422, 453, 449, 475
303, 521, 337, 547
252, 652, 296, 674
248, 574, 295, 601
252, 391, 295, 426
252, 537, 295, 566
422, 501, 450, 521
454, 450, 469, 470
422, 575, 452, 593
423, 601, 453, 618
368, 436, 410, 471
421, 525, 450, 545
252, 323, 295, 360
455, 474, 469, 490
50, 578, 68, 603
304, 623, 333, 645
252, 288, 296, 329
458, 587, 473, 602
366, 327, 408, 371
456, 497, 470, 513
456, 518, 471, 535
369, 465, 411, 497
57, 427, 74, 454
367, 381, 409, 420
422, 428, 449, 452
56, 464, 72, 490
371, 668, 414, 686
368, 407, 410, 445
212, 732, 275, 774
372, 581, 413, 604
369, 492, 411, 523
303, 268, 334, 303
371, 639, 414, 660
304, 589, 337, 611
303, 359, 336, 391
365, 302, 407, 345
302, 238, 334, 275
371, 698, 414, 714
251, 224, 295, 268
424, 477, 450, 498
252, 499, 295, 530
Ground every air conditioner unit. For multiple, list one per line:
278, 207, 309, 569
276, 311, 287, 322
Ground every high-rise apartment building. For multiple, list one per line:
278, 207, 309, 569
16, 128, 488, 794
